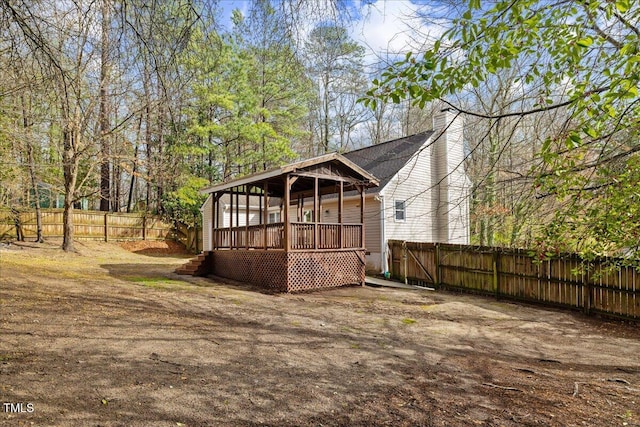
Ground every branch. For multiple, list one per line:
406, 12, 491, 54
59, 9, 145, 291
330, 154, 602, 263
438, 87, 609, 120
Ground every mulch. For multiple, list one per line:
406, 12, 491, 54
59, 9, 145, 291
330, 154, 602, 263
119, 240, 189, 255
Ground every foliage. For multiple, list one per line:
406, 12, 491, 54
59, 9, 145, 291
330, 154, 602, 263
160, 176, 208, 227
364, 0, 640, 261
180, 3, 306, 182
305, 23, 368, 153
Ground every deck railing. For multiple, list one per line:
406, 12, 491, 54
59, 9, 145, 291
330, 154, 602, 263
213, 222, 362, 250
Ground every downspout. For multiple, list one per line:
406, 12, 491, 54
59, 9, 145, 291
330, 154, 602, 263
376, 193, 388, 276
200, 193, 212, 253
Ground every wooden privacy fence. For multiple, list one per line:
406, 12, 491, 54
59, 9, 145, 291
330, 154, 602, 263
389, 240, 639, 322
0, 209, 173, 242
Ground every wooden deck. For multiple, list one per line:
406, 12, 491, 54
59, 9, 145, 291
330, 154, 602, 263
197, 152, 379, 292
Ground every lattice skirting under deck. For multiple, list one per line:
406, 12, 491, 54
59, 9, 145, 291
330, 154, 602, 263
210, 250, 365, 293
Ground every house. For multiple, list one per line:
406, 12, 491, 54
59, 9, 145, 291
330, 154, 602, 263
186, 152, 379, 292
197, 108, 470, 277
325, 108, 470, 272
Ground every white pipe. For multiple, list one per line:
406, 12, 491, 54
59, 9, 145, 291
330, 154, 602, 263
377, 194, 388, 275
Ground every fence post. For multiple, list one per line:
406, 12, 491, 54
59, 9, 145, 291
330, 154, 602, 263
493, 250, 500, 300
435, 243, 441, 288
584, 261, 591, 316
142, 215, 147, 241
104, 213, 108, 242
402, 241, 408, 285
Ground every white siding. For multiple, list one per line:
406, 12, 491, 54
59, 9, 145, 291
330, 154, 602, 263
382, 138, 436, 244
317, 195, 382, 271
321, 196, 381, 251
218, 206, 261, 227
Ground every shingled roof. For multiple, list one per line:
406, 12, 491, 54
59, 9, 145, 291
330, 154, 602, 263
343, 130, 434, 194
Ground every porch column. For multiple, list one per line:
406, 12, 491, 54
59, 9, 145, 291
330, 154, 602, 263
314, 177, 319, 249
259, 187, 262, 225
360, 186, 366, 249
338, 181, 343, 249
245, 186, 250, 249
230, 187, 234, 249
235, 187, 240, 247
283, 174, 291, 251
263, 181, 269, 249
213, 192, 218, 249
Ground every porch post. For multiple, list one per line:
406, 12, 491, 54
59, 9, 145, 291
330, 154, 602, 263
259, 187, 262, 225
263, 181, 269, 249
235, 187, 239, 247
216, 193, 224, 249
284, 174, 290, 251
338, 181, 343, 249
245, 186, 250, 249
213, 192, 218, 250
314, 176, 319, 249
230, 187, 234, 249
360, 186, 366, 249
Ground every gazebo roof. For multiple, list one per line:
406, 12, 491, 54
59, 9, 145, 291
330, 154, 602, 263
200, 152, 379, 196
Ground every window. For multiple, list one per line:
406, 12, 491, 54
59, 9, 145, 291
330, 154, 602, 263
394, 200, 406, 221
268, 212, 281, 224
303, 210, 313, 223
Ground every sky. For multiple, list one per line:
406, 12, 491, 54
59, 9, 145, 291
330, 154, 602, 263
218, 0, 444, 66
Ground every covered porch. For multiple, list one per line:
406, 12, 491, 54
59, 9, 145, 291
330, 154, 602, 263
201, 153, 379, 292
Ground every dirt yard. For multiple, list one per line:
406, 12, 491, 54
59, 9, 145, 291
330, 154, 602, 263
1, 240, 639, 427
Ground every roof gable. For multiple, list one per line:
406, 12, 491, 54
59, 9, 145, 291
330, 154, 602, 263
200, 152, 379, 195
343, 131, 434, 193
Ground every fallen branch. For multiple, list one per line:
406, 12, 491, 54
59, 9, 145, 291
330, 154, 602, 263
482, 382, 523, 392
538, 358, 562, 364
607, 378, 631, 385
573, 382, 587, 397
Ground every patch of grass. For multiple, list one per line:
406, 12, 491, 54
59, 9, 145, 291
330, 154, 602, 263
401, 318, 417, 325
126, 276, 189, 290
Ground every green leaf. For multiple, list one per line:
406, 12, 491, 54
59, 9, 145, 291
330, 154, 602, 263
615, 0, 630, 13
576, 37, 593, 48
583, 127, 598, 139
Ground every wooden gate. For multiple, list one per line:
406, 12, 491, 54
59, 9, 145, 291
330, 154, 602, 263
391, 241, 438, 287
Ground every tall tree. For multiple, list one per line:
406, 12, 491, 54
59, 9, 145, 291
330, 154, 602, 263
242, 0, 311, 167
305, 24, 367, 153
98, 0, 112, 211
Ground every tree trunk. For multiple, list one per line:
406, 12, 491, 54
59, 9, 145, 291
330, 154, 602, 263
155, 78, 165, 214
21, 94, 44, 242
127, 118, 141, 213
99, 0, 111, 211
322, 71, 330, 153
61, 123, 78, 252
26, 141, 44, 242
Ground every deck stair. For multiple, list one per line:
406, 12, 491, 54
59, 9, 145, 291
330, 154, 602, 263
175, 252, 213, 276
